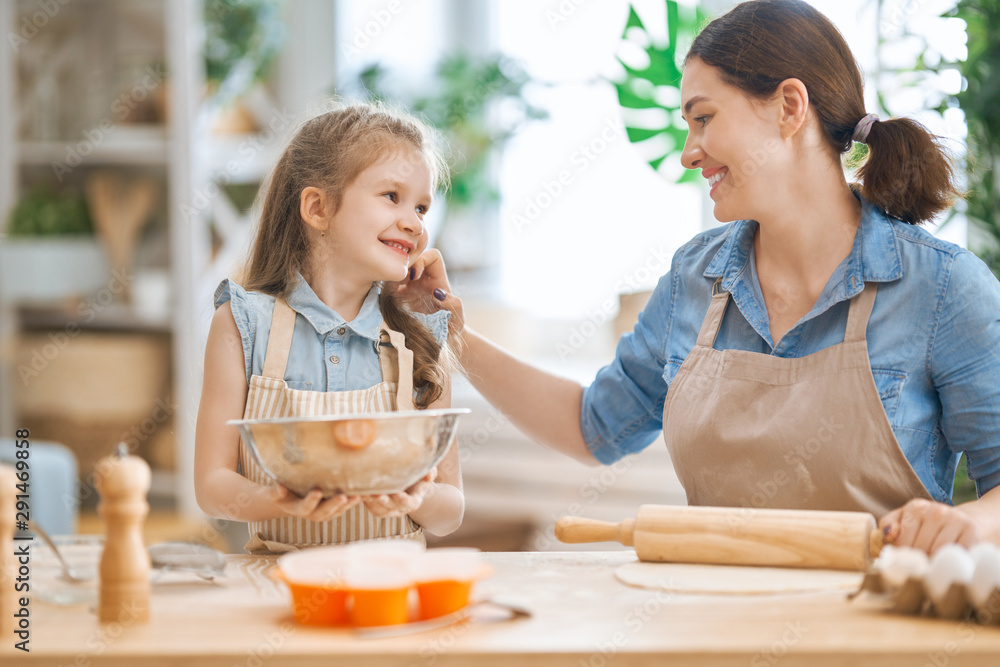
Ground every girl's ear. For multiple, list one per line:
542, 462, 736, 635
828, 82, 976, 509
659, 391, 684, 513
300, 186, 330, 234
776, 78, 809, 140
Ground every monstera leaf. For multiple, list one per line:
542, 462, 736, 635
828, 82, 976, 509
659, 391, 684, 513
614, 1, 705, 183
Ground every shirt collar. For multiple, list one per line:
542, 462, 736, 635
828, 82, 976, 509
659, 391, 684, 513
703, 191, 903, 298
285, 273, 384, 341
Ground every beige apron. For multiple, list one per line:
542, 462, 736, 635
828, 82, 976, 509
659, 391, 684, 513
239, 297, 424, 554
663, 280, 932, 518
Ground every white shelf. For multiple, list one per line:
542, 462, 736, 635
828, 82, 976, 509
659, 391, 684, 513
19, 128, 169, 167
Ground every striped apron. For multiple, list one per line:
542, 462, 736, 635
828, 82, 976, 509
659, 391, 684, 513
239, 297, 424, 554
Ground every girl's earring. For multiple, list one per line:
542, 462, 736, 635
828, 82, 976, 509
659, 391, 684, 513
321, 231, 326, 237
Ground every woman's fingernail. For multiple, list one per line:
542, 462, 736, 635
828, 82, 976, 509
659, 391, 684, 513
433, 288, 446, 301
409, 267, 415, 280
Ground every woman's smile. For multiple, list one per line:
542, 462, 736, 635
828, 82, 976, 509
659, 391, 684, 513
705, 167, 728, 195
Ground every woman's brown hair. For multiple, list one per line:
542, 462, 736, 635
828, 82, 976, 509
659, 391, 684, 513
686, 0, 959, 224
243, 101, 450, 408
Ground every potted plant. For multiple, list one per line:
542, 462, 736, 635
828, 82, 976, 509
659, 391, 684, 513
0, 186, 109, 301
613, 1, 706, 184
202, 0, 285, 134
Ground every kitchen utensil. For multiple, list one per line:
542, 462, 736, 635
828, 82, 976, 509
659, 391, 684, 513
85, 171, 158, 299
229, 408, 469, 497
148, 542, 227, 581
32, 534, 103, 605
555, 504, 886, 571
353, 600, 532, 639
94, 445, 150, 624
29, 521, 91, 583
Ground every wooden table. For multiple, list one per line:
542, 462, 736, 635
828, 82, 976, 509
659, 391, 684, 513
7, 551, 1000, 666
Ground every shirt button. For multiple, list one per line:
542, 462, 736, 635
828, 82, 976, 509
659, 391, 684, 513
337, 327, 346, 335
330, 355, 340, 364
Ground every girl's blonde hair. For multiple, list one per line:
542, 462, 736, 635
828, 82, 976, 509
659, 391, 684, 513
244, 101, 451, 408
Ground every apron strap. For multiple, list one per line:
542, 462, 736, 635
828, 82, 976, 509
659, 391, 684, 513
844, 283, 878, 343
261, 297, 297, 380
378, 326, 415, 412
695, 279, 730, 348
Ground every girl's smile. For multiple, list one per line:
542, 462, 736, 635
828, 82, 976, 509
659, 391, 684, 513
325, 149, 433, 284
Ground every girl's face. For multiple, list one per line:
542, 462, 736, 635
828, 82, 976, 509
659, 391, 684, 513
327, 148, 433, 283
679, 57, 786, 223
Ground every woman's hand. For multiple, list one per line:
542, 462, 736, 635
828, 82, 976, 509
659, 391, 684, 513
397, 248, 465, 337
879, 498, 981, 554
362, 470, 438, 518
269, 485, 361, 522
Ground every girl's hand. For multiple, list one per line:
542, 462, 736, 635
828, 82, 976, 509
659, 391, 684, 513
270, 485, 361, 522
362, 469, 437, 518
395, 248, 465, 337
879, 498, 981, 554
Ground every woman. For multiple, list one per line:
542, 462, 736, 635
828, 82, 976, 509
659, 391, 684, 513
400, 0, 1000, 554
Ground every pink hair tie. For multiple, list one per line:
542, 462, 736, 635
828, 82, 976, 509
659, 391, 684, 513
852, 113, 879, 144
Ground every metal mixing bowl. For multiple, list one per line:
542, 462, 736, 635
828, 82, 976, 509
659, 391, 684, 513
229, 408, 469, 497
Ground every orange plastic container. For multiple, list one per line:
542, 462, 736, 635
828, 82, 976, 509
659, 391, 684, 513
349, 586, 411, 627
415, 579, 473, 620
271, 568, 349, 626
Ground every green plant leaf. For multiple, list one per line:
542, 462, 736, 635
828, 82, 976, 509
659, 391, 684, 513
613, 0, 705, 181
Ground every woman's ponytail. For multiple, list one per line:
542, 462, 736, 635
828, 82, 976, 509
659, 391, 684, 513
856, 117, 961, 225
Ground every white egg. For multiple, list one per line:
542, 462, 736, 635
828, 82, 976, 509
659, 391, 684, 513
876, 545, 930, 589
969, 543, 1000, 609
925, 544, 975, 603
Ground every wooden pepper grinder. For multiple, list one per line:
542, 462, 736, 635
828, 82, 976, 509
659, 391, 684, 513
94, 444, 151, 624
0, 465, 17, 640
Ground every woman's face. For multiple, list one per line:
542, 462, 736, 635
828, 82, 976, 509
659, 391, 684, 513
680, 57, 786, 223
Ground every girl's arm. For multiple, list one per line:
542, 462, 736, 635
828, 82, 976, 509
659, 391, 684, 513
363, 372, 465, 536
396, 249, 599, 465
194, 304, 360, 522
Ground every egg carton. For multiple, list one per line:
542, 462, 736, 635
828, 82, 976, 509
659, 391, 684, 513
851, 544, 1000, 624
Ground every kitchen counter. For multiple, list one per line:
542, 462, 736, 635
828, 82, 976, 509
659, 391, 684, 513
9, 551, 1000, 666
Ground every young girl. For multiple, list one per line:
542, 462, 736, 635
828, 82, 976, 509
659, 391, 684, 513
194, 103, 463, 553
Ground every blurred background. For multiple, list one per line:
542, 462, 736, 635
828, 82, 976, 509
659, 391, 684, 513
0, 0, 991, 551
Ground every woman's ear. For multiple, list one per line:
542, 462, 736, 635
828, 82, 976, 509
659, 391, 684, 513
300, 186, 330, 234
776, 78, 809, 140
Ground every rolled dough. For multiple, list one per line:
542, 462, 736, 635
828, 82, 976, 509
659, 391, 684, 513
615, 561, 864, 595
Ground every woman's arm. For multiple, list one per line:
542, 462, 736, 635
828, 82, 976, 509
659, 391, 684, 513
396, 249, 600, 465
879, 487, 1000, 553
194, 304, 359, 522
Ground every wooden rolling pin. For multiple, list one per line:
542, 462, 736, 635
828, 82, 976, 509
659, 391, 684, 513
556, 505, 890, 571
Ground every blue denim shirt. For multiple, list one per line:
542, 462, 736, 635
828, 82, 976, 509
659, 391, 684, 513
582, 195, 1000, 503
214, 275, 449, 392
